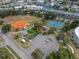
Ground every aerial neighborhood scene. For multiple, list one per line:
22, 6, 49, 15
0, 0, 79, 59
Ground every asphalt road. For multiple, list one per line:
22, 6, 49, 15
24, 34, 59, 59
0, 33, 59, 59
0, 33, 29, 59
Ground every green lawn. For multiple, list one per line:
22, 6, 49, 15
0, 37, 4, 45
63, 33, 72, 44
27, 27, 39, 39
0, 47, 15, 59
7, 46, 21, 59
46, 47, 76, 59
14, 33, 31, 48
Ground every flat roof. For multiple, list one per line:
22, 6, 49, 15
75, 27, 79, 38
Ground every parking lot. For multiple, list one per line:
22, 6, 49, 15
23, 34, 59, 59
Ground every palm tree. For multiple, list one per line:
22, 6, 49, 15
31, 48, 44, 59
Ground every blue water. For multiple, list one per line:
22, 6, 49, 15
47, 21, 64, 28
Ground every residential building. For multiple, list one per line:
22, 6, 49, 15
0, 0, 12, 4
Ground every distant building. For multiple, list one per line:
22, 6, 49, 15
72, 27, 79, 48
26, 0, 45, 3
56, 0, 64, 1
37, 0, 45, 3
26, 5, 43, 10
0, 0, 12, 4
27, 0, 31, 2
71, 5, 79, 12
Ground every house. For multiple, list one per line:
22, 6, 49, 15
14, 5, 22, 10
71, 5, 79, 12
26, 5, 43, 10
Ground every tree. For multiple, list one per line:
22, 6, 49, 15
70, 20, 79, 29
61, 20, 79, 33
56, 33, 64, 41
2, 24, 11, 33
35, 12, 43, 17
31, 48, 44, 59
0, 48, 13, 59
46, 48, 76, 59
61, 24, 70, 33
29, 10, 35, 15
34, 21, 44, 33
47, 27, 55, 34
0, 20, 4, 25
46, 52, 58, 59
43, 12, 56, 20
59, 48, 75, 59
64, 7, 69, 11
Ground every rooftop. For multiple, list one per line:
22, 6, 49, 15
75, 27, 79, 38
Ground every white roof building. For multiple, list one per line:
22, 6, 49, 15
71, 5, 79, 12
37, 0, 45, 3
51, 3, 55, 6
14, 6, 22, 10
72, 27, 79, 48
26, 5, 43, 10
75, 27, 79, 39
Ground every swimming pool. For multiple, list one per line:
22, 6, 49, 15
47, 21, 64, 28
